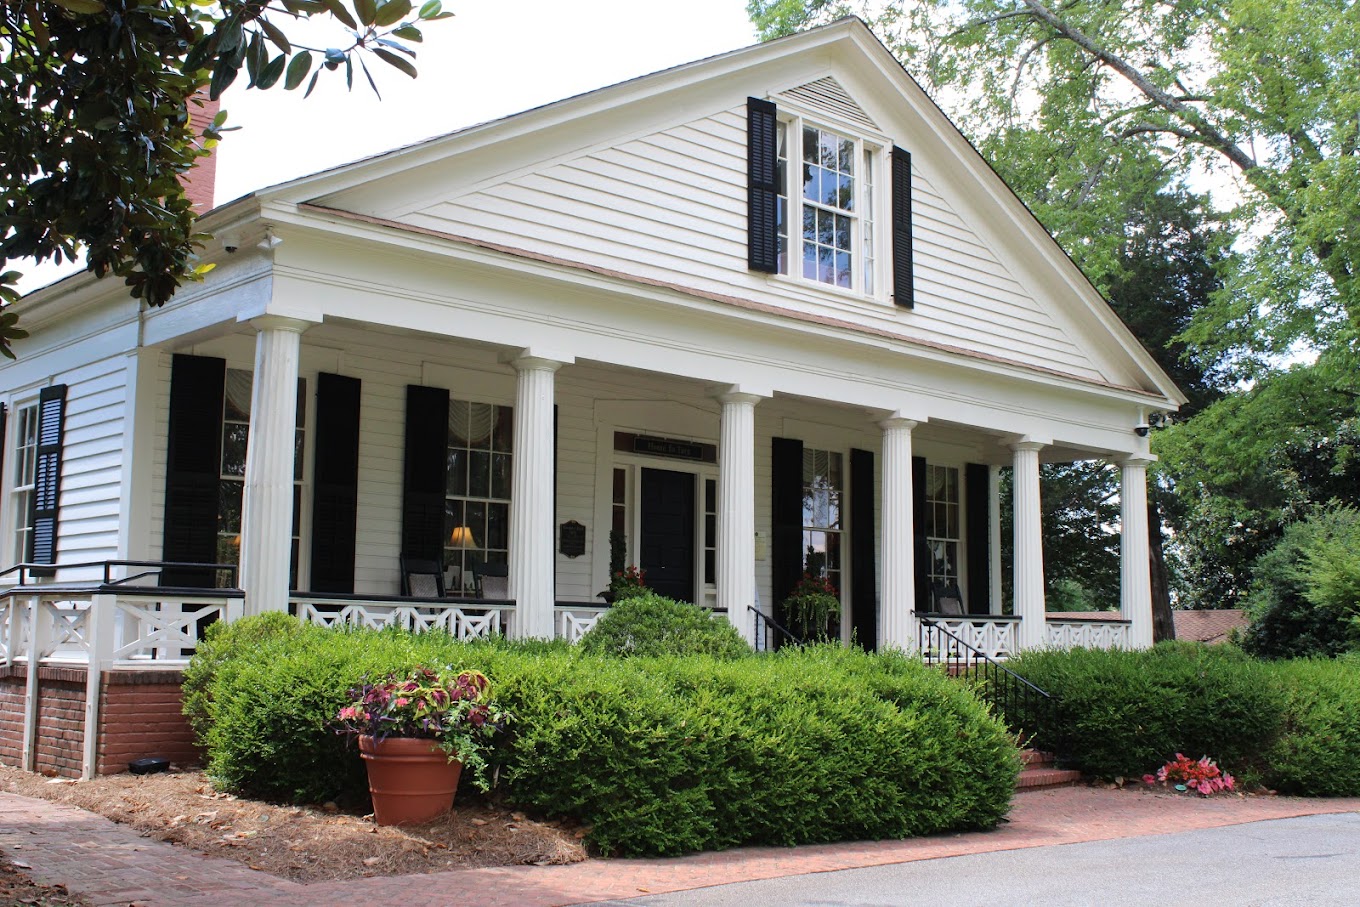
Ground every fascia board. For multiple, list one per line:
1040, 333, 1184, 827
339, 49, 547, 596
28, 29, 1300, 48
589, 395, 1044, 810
268, 201, 1176, 412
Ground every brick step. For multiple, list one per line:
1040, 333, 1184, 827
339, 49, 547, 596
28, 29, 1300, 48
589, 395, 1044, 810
1019, 748, 1053, 768
1016, 766, 1084, 790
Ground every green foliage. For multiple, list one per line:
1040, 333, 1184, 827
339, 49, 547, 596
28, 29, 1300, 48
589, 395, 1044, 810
1007, 644, 1286, 784
1243, 504, 1360, 659
181, 611, 308, 741
189, 627, 1019, 853
0, 0, 452, 353
578, 592, 750, 660
1263, 659, 1360, 796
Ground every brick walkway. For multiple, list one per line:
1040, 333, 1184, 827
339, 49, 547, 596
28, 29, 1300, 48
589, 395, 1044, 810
3, 787, 1358, 907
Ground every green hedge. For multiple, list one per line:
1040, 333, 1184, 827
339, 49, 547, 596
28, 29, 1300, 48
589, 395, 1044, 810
188, 620, 1018, 855
578, 592, 749, 660
1007, 644, 1360, 795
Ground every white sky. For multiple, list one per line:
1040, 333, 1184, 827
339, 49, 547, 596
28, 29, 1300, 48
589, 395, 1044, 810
216, 0, 759, 202
17, 0, 758, 293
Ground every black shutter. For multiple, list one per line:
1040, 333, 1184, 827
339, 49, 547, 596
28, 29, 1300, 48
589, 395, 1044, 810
28, 385, 67, 574
0, 404, 7, 497
401, 384, 449, 588
892, 146, 914, 308
770, 436, 803, 634
163, 355, 225, 587
747, 97, 780, 273
912, 455, 928, 611
965, 463, 990, 615
309, 373, 362, 594
849, 448, 876, 651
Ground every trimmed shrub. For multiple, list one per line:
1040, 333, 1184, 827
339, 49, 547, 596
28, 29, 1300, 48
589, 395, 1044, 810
190, 627, 1018, 854
1264, 659, 1360, 796
1007, 644, 1286, 783
181, 611, 309, 740
578, 592, 749, 660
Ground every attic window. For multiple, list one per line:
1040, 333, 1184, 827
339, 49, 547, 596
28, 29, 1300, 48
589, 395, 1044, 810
775, 117, 881, 296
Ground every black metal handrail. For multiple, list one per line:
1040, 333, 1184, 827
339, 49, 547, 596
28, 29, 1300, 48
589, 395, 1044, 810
0, 559, 239, 588
749, 604, 805, 650
917, 615, 1061, 755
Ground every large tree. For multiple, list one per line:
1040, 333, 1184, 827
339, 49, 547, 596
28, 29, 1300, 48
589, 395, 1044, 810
750, 0, 1358, 369
0, 0, 450, 356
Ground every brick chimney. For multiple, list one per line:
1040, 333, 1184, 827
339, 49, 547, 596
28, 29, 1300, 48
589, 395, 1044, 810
182, 92, 220, 214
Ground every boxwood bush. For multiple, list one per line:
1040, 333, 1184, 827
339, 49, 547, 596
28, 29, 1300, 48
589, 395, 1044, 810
1264, 658, 1360, 796
578, 592, 749, 660
1001, 643, 1360, 795
189, 623, 1018, 855
1005, 643, 1287, 783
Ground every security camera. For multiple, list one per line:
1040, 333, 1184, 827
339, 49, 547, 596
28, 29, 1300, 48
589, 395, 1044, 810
1134, 422, 1151, 437
224, 244, 239, 254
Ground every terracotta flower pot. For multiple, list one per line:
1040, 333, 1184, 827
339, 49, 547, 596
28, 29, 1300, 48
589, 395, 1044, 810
358, 734, 463, 826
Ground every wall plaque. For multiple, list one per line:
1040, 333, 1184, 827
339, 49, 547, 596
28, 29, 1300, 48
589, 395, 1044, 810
633, 435, 704, 461
559, 520, 586, 558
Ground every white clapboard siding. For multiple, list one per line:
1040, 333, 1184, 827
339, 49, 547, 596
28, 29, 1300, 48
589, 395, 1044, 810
53, 356, 129, 577
400, 103, 1105, 383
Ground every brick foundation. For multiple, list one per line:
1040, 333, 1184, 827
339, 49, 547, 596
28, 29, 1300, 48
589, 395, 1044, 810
0, 665, 199, 778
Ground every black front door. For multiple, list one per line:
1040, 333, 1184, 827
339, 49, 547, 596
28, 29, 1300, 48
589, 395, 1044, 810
639, 468, 696, 603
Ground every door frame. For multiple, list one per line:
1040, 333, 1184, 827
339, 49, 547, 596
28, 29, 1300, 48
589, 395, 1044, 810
612, 455, 717, 608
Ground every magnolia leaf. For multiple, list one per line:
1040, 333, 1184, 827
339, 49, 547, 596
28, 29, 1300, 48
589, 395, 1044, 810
258, 17, 292, 54
257, 54, 286, 90
209, 58, 239, 99
193, 262, 217, 276
51, 0, 105, 14
355, 0, 377, 26
417, 0, 440, 17
358, 56, 381, 99
373, 47, 417, 78
284, 50, 313, 90
0, 272, 21, 285
373, 0, 412, 27
391, 25, 423, 41
376, 37, 415, 57
320, 0, 358, 30
304, 70, 320, 98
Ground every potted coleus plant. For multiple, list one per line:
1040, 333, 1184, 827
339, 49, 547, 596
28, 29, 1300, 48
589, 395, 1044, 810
783, 573, 841, 641
335, 666, 511, 825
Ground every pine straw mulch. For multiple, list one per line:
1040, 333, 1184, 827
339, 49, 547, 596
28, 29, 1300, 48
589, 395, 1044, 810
0, 763, 587, 884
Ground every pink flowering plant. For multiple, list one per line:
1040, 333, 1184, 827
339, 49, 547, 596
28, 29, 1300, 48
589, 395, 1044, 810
1143, 753, 1235, 796
334, 667, 511, 790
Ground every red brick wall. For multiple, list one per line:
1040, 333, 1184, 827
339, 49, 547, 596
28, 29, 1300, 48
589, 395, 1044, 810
0, 666, 200, 777
97, 671, 199, 775
0, 669, 27, 767
183, 92, 220, 213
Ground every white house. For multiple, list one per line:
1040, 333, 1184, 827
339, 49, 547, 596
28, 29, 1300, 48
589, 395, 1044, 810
0, 16, 1183, 694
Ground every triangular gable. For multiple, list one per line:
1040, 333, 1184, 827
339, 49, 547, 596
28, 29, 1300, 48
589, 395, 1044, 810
255, 19, 1183, 407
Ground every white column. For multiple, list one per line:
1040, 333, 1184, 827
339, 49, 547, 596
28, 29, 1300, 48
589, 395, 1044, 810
716, 390, 763, 645
988, 465, 1003, 615
879, 417, 917, 651
1121, 456, 1156, 649
240, 316, 309, 614
1011, 439, 1047, 650
508, 354, 568, 639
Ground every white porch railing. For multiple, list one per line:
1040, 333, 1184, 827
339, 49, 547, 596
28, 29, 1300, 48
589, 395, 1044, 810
1045, 617, 1132, 650
291, 594, 513, 639
555, 605, 609, 642
0, 572, 242, 781
918, 614, 1020, 661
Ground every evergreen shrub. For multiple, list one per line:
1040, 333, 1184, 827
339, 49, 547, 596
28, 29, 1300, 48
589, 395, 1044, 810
1264, 659, 1360, 796
1007, 643, 1286, 783
578, 591, 749, 660
189, 627, 1018, 854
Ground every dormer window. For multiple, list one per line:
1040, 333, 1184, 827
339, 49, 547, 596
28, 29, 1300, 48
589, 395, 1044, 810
777, 122, 877, 294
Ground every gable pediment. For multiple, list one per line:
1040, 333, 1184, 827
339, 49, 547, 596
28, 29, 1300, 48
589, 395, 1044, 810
268, 20, 1182, 407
